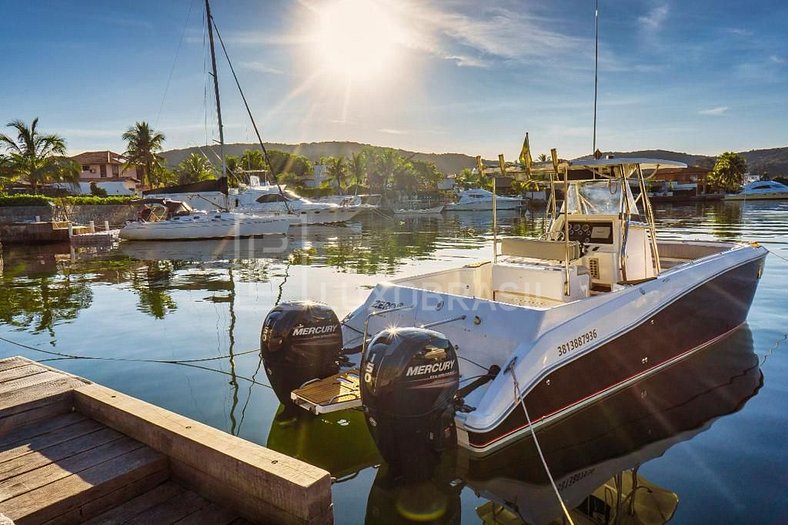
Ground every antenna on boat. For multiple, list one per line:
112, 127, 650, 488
592, 0, 599, 155
205, 0, 226, 197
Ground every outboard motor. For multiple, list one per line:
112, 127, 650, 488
261, 301, 342, 415
360, 327, 460, 478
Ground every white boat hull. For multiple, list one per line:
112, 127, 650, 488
119, 213, 291, 241
445, 199, 521, 211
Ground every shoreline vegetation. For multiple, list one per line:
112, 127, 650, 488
1, 117, 785, 201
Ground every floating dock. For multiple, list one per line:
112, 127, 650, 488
0, 356, 332, 524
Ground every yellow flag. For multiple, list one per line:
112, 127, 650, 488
519, 132, 533, 171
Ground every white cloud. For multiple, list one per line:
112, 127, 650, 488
239, 61, 283, 75
392, 2, 591, 68
378, 128, 408, 135
698, 106, 729, 116
638, 4, 669, 32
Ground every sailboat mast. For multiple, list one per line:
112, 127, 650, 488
205, 0, 226, 181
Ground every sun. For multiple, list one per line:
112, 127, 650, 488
311, 0, 407, 82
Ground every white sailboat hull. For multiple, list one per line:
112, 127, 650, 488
119, 213, 291, 241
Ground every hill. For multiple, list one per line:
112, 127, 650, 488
161, 141, 478, 176
162, 142, 788, 176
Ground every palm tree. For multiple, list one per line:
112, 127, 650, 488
709, 152, 747, 192
348, 151, 366, 192
324, 156, 347, 194
176, 153, 216, 185
122, 121, 166, 189
537, 153, 549, 162
0, 118, 80, 193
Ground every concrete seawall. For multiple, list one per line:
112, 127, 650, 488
0, 205, 136, 228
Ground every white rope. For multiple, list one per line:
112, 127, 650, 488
509, 366, 576, 525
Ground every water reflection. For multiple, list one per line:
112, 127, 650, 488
464, 326, 759, 524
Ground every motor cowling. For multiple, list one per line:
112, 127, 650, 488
360, 327, 460, 477
261, 301, 342, 412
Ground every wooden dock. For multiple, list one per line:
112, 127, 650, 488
0, 357, 332, 525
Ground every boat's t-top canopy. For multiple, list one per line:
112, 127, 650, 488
524, 157, 687, 182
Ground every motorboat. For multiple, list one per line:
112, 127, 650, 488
259, 156, 767, 460
725, 179, 788, 201
119, 198, 291, 241
232, 179, 363, 225
444, 188, 522, 211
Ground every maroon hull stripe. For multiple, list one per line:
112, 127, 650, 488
468, 255, 765, 450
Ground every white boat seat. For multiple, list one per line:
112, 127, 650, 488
500, 238, 581, 261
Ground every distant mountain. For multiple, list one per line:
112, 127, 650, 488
582, 148, 788, 175
162, 142, 788, 176
161, 141, 478, 176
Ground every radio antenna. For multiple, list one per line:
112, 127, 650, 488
592, 0, 599, 154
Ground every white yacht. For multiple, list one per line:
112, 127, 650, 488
259, 157, 767, 459
233, 179, 363, 225
725, 179, 788, 201
444, 188, 522, 211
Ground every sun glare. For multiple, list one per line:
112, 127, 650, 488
312, 0, 407, 81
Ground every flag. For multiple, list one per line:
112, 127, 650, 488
519, 132, 533, 172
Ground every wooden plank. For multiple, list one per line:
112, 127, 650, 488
0, 417, 105, 465
0, 391, 75, 438
0, 436, 142, 502
0, 426, 123, 482
81, 481, 184, 525
74, 384, 333, 524
0, 371, 72, 397
2, 446, 168, 525
173, 500, 245, 525
0, 357, 33, 373
0, 413, 85, 449
0, 376, 81, 414
45, 469, 170, 525
171, 460, 305, 525
0, 364, 48, 385
124, 489, 208, 523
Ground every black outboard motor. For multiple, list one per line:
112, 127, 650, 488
261, 301, 342, 415
360, 327, 460, 478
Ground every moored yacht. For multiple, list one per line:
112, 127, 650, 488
725, 179, 788, 201
233, 178, 362, 225
444, 188, 522, 211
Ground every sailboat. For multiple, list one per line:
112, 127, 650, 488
120, 0, 292, 242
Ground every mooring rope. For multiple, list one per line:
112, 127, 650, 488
507, 362, 576, 525
0, 335, 262, 366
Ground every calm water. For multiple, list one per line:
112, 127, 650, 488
1, 201, 786, 524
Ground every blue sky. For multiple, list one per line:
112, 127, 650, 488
1, 0, 786, 161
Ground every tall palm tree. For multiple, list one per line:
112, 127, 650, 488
348, 151, 366, 192
122, 121, 166, 189
0, 118, 79, 193
324, 156, 347, 194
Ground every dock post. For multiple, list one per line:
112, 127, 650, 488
89, 221, 95, 233
104, 220, 110, 231
35, 215, 41, 222
68, 223, 73, 238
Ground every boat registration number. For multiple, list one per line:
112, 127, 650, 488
557, 329, 598, 357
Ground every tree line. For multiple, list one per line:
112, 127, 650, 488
0, 117, 755, 195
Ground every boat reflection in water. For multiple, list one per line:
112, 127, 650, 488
460, 325, 761, 525
269, 326, 760, 524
